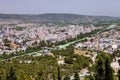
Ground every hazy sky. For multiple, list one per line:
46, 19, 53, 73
0, 0, 120, 17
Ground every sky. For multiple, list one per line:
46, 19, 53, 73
0, 0, 120, 17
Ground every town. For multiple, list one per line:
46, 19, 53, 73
0, 23, 98, 55
0, 22, 120, 80
75, 25, 120, 54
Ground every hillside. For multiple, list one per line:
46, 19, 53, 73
0, 13, 119, 24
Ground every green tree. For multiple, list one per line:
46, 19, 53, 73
118, 70, 120, 80
105, 57, 113, 80
88, 75, 94, 80
52, 73, 56, 80
0, 75, 2, 80
18, 70, 29, 80
95, 58, 105, 80
64, 56, 74, 64
118, 59, 120, 65
74, 72, 80, 80
35, 70, 45, 80
58, 66, 61, 80
6, 66, 17, 80
63, 75, 70, 80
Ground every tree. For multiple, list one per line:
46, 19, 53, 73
118, 69, 120, 80
58, 66, 61, 80
64, 56, 74, 64
88, 75, 94, 80
18, 70, 30, 80
6, 66, 17, 80
35, 70, 45, 80
0, 75, 2, 80
118, 59, 120, 65
94, 58, 105, 80
52, 73, 56, 80
74, 72, 80, 80
105, 57, 113, 80
63, 75, 70, 80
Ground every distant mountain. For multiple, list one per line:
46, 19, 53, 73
0, 13, 119, 24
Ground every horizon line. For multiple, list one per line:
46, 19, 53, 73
0, 12, 119, 18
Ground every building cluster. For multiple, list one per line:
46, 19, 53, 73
75, 27, 120, 54
0, 24, 97, 54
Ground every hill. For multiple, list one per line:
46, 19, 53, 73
0, 13, 119, 24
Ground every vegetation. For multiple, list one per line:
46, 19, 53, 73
58, 66, 61, 80
74, 72, 80, 80
0, 44, 92, 80
0, 46, 118, 80
6, 66, 17, 80
105, 57, 114, 80
0, 55, 58, 80
94, 58, 105, 80
0, 13, 119, 25
118, 70, 120, 80
63, 75, 70, 80
88, 53, 114, 80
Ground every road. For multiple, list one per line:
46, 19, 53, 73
0, 24, 116, 62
